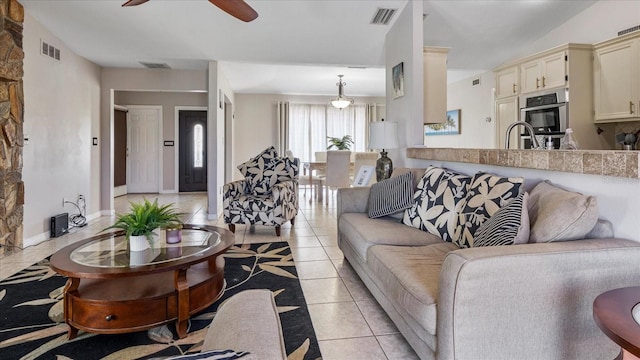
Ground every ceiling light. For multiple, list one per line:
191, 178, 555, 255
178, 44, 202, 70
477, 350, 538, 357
330, 75, 354, 110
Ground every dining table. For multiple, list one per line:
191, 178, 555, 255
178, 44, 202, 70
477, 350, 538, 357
303, 161, 354, 202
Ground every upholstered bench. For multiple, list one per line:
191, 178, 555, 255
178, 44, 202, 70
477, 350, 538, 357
202, 289, 286, 359
169, 289, 286, 360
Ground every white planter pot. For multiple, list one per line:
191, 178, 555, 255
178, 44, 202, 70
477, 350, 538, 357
129, 235, 150, 251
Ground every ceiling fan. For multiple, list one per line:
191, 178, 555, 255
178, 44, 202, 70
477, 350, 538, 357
122, 0, 258, 22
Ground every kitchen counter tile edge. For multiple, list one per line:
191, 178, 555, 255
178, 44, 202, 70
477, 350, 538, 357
406, 148, 640, 179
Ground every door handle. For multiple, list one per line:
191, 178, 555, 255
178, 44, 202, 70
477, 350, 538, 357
536, 78, 540, 89
631, 101, 635, 114
512, 83, 516, 94
542, 76, 546, 87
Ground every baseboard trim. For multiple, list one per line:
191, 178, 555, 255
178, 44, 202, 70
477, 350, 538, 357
207, 213, 218, 221
160, 189, 178, 194
86, 211, 102, 222
23, 231, 49, 248
101, 210, 115, 216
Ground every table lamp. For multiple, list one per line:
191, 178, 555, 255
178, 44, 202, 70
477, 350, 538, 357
368, 119, 399, 181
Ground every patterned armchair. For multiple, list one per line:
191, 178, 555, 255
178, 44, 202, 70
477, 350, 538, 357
223, 147, 300, 236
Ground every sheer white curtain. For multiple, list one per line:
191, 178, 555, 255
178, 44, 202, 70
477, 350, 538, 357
288, 104, 326, 162
288, 104, 367, 161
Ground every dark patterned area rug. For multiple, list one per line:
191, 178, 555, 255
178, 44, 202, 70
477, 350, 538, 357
0, 242, 321, 360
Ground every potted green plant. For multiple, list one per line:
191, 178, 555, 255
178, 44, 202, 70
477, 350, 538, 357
102, 198, 182, 251
327, 135, 354, 150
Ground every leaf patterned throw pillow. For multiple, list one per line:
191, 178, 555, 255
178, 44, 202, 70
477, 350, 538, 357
453, 172, 525, 248
402, 167, 472, 242
237, 146, 280, 194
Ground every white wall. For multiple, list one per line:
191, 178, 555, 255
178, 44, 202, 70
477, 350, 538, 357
22, 13, 101, 243
526, 0, 640, 58
384, 0, 424, 169
426, 72, 496, 148
233, 93, 385, 181
114, 91, 208, 191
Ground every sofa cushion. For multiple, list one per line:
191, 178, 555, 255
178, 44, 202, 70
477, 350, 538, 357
454, 172, 524, 248
473, 192, 530, 247
528, 180, 598, 243
367, 242, 459, 337
367, 171, 414, 218
339, 213, 442, 262
403, 167, 472, 242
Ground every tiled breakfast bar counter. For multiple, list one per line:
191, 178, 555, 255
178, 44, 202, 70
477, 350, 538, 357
407, 148, 640, 179
405, 147, 640, 241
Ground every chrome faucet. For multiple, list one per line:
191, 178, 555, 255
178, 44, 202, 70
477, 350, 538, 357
505, 121, 541, 149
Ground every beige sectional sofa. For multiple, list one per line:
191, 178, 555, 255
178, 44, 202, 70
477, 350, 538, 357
337, 167, 640, 360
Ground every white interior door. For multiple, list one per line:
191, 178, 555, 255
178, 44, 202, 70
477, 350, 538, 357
127, 107, 160, 193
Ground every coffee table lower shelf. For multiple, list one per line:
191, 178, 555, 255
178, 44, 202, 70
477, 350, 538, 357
63, 257, 225, 339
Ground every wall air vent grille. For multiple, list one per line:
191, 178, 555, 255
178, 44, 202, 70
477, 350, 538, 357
618, 25, 640, 36
41, 40, 60, 61
139, 62, 171, 69
371, 8, 397, 25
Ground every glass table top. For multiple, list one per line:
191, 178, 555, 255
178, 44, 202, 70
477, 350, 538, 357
70, 229, 221, 268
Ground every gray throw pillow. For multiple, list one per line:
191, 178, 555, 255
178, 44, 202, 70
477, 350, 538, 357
367, 172, 414, 219
473, 192, 530, 247
527, 180, 598, 243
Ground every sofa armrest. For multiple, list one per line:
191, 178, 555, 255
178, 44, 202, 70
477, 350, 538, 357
437, 238, 640, 360
337, 187, 371, 217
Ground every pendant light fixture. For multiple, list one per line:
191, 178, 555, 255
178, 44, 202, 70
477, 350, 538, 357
330, 75, 354, 109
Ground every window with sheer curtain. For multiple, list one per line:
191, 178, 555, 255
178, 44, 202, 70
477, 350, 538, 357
288, 104, 367, 162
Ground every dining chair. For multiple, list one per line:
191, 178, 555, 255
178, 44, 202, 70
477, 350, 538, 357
288, 150, 322, 199
324, 150, 351, 206
352, 152, 379, 186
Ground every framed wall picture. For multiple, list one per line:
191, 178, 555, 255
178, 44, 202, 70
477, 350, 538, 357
353, 165, 375, 187
392, 62, 404, 99
424, 109, 461, 136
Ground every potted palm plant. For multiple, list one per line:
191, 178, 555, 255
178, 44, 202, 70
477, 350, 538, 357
327, 135, 354, 150
102, 198, 182, 251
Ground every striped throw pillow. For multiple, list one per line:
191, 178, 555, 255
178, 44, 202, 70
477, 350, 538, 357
367, 172, 414, 218
472, 192, 530, 247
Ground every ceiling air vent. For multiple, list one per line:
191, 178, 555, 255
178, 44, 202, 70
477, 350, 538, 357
139, 62, 171, 69
371, 8, 397, 25
618, 25, 640, 36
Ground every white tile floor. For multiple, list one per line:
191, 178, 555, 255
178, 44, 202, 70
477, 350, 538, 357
0, 190, 419, 360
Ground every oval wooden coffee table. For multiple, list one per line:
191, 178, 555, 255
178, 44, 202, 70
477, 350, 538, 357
594, 287, 640, 360
50, 224, 234, 339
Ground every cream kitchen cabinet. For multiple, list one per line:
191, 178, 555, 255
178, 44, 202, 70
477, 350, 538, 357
520, 51, 567, 94
593, 33, 639, 123
423, 46, 449, 124
495, 96, 520, 149
495, 66, 519, 99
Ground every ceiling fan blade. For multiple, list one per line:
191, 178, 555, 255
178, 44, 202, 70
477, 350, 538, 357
209, 0, 258, 22
122, 0, 149, 6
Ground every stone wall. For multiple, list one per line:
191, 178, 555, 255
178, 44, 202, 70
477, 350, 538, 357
0, 0, 24, 249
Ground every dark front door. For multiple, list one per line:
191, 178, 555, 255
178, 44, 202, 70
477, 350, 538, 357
179, 110, 207, 192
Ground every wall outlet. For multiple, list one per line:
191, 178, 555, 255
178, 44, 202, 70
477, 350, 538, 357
62, 197, 67, 207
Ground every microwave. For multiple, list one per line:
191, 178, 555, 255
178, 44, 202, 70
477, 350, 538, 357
520, 89, 568, 136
